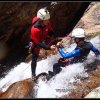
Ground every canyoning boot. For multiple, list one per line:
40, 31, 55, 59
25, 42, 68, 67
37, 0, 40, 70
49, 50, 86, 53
33, 72, 48, 83
32, 73, 36, 82
46, 71, 54, 81
32, 76, 35, 81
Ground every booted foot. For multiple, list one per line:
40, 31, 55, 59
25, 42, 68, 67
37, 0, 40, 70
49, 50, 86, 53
46, 71, 54, 81
32, 75, 36, 82
48, 71, 54, 76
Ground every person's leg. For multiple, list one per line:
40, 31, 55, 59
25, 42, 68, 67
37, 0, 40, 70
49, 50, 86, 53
46, 63, 63, 80
53, 63, 63, 76
53, 59, 70, 76
31, 54, 38, 77
69, 57, 75, 64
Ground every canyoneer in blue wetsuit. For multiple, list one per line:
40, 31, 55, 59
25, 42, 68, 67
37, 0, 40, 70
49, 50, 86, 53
48, 28, 100, 79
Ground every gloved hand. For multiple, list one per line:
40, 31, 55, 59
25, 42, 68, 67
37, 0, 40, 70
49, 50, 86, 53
28, 47, 32, 54
50, 45, 56, 50
29, 42, 33, 47
56, 41, 64, 48
28, 42, 34, 54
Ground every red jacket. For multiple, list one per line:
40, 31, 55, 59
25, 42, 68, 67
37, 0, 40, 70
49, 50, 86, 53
30, 16, 54, 55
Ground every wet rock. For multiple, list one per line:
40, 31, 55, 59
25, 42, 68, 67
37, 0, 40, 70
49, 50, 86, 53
76, 2, 100, 34
0, 78, 35, 98
61, 68, 100, 98
85, 87, 100, 98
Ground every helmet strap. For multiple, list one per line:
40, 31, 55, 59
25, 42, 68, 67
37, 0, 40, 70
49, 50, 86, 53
75, 38, 85, 45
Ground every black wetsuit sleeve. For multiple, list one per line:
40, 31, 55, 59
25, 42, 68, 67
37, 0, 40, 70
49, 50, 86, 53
37, 42, 50, 50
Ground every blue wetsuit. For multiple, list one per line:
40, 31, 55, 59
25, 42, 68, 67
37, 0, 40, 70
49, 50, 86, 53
52, 41, 100, 76
58, 41, 100, 63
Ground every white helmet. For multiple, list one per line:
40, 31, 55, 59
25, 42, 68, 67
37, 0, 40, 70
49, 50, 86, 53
71, 28, 85, 38
37, 8, 50, 20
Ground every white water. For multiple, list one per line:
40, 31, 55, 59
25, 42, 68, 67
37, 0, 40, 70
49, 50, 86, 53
0, 35, 100, 98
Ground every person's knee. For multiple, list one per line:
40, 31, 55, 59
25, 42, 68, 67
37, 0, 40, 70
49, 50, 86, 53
53, 63, 60, 69
53, 63, 62, 72
53, 66, 62, 75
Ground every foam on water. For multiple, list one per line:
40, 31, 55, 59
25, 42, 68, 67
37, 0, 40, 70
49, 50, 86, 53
0, 35, 99, 98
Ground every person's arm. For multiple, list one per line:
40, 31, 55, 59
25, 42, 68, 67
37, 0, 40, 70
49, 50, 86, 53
31, 28, 51, 50
58, 47, 81, 59
37, 43, 50, 50
91, 45, 100, 57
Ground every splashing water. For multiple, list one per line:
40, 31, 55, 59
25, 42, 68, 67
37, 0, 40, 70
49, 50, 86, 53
34, 60, 88, 98
0, 62, 31, 92
0, 35, 100, 98
34, 35, 100, 98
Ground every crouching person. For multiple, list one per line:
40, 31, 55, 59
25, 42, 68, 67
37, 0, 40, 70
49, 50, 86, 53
48, 28, 100, 80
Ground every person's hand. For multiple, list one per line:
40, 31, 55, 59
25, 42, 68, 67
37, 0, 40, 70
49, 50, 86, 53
28, 47, 32, 54
50, 45, 56, 50
56, 41, 63, 48
29, 42, 33, 47
28, 42, 34, 54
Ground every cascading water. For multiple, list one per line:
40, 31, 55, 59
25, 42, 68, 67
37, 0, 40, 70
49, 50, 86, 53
0, 35, 100, 98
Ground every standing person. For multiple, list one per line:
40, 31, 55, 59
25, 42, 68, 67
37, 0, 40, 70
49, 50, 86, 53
49, 28, 100, 78
29, 8, 56, 79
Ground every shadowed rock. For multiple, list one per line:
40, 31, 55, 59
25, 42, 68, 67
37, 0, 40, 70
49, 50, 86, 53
0, 2, 90, 78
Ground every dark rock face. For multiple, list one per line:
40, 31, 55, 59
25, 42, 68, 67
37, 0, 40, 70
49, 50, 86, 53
0, 2, 90, 78
48, 2, 90, 36
0, 2, 51, 78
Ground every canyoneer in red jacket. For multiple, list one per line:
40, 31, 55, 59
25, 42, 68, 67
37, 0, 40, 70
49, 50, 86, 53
29, 8, 56, 79
30, 16, 55, 55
